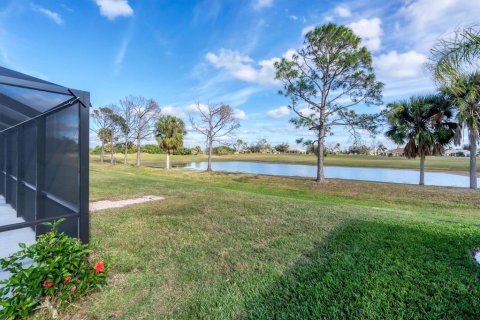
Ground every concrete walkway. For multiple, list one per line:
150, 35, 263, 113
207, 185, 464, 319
89, 195, 164, 212
0, 196, 35, 281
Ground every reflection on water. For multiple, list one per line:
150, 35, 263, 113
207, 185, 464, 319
177, 161, 473, 188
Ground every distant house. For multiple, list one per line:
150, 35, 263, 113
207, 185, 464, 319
444, 149, 471, 157
287, 147, 307, 154
379, 147, 404, 157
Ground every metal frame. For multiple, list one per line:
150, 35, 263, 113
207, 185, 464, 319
0, 67, 90, 243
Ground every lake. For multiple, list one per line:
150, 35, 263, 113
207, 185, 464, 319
178, 161, 474, 188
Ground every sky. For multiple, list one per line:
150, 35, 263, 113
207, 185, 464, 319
1, 0, 479, 149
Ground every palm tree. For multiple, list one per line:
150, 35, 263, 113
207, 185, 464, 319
442, 72, 480, 189
385, 95, 457, 185
155, 115, 187, 169
430, 26, 480, 82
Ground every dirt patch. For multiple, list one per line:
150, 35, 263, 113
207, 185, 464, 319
90, 195, 164, 212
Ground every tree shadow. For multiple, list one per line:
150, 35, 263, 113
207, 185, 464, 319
242, 220, 480, 319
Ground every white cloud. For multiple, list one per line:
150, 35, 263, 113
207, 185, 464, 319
233, 108, 247, 120
267, 106, 290, 118
301, 24, 315, 36
162, 106, 186, 118
187, 103, 209, 114
206, 49, 280, 86
114, 33, 131, 74
252, 0, 273, 10
298, 107, 315, 118
114, 20, 134, 75
398, 0, 480, 51
348, 17, 382, 51
215, 87, 263, 106
282, 48, 297, 60
289, 15, 298, 21
374, 50, 428, 79
33, 6, 63, 24
95, 0, 133, 20
334, 5, 351, 18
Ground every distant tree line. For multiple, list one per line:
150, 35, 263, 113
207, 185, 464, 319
89, 23, 480, 189
91, 98, 239, 168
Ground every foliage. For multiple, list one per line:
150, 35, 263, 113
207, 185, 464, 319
0, 220, 108, 319
385, 95, 457, 185
91, 106, 127, 164
90, 146, 102, 155
274, 23, 383, 181
192, 146, 203, 155
124, 95, 161, 166
155, 115, 187, 154
429, 26, 480, 189
212, 146, 236, 155
442, 72, 480, 188
442, 72, 480, 144
189, 103, 240, 171
142, 144, 164, 154
348, 144, 370, 155
274, 142, 289, 153
173, 147, 193, 155
114, 141, 136, 154
98, 127, 112, 145
429, 26, 480, 83
118, 97, 138, 163
232, 139, 248, 152
385, 95, 457, 158
248, 138, 272, 153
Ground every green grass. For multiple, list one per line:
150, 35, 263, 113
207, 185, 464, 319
99, 152, 480, 174
63, 164, 480, 319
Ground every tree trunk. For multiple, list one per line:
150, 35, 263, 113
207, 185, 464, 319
110, 140, 114, 165
207, 138, 213, 171
124, 139, 128, 164
316, 127, 326, 182
166, 152, 170, 169
136, 138, 141, 167
100, 141, 104, 164
419, 153, 425, 186
469, 132, 477, 189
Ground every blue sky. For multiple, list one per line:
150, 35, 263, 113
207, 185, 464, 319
1, 0, 479, 149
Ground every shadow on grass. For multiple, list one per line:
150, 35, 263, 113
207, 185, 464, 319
242, 220, 480, 320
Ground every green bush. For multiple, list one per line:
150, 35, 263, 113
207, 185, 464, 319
142, 144, 164, 154
173, 147, 193, 155
212, 146, 235, 155
90, 146, 101, 155
0, 220, 108, 319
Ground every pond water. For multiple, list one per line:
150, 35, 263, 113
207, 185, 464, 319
177, 161, 474, 188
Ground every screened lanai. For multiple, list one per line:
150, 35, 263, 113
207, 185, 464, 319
0, 67, 90, 264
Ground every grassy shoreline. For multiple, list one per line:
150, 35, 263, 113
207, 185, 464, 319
55, 163, 480, 319
93, 152, 480, 176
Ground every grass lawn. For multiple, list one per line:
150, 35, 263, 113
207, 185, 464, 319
100, 152, 480, 174
58, 162, 480, 319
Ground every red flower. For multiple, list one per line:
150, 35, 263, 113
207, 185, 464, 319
70, 285, 77, 293
63, 276, 72, 284
93, 260, 105, 273
43, 280, 54, 288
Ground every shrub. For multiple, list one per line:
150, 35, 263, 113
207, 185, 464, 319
212, 146, 235, 155
90, 146, 101, 155
173, 147, 193, 155
142, 144, 164, 154
0, 220, 108, 319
